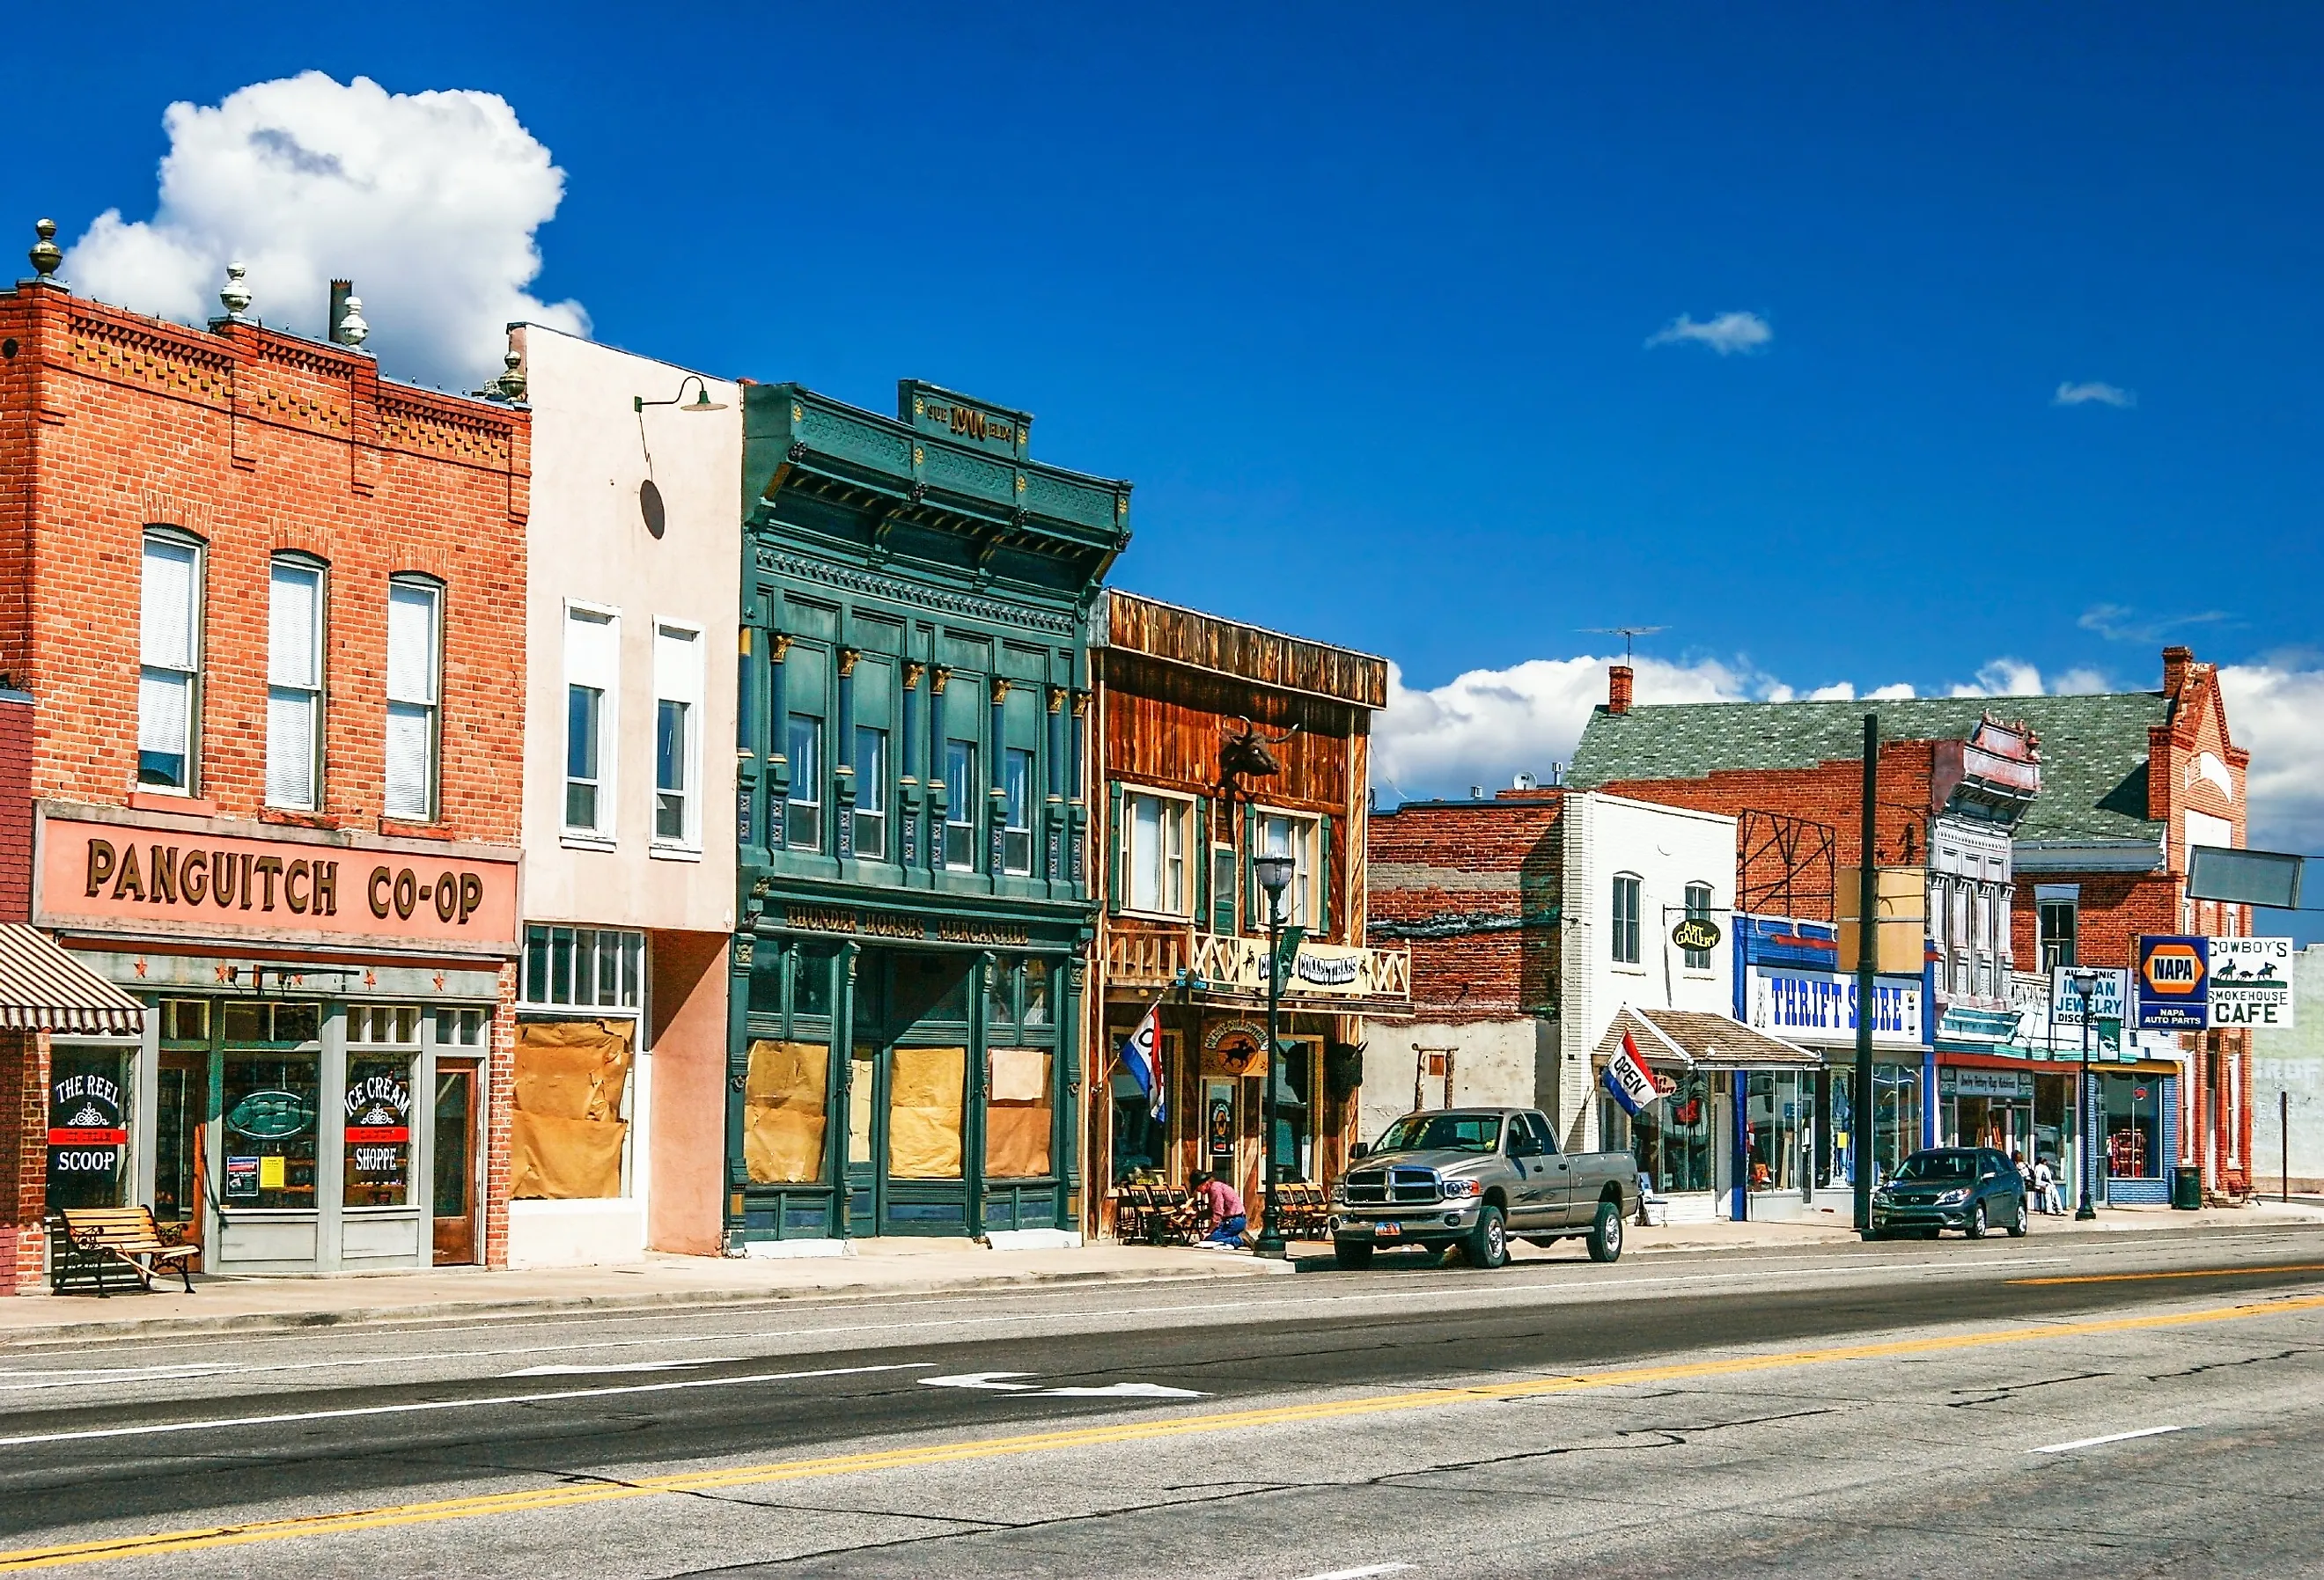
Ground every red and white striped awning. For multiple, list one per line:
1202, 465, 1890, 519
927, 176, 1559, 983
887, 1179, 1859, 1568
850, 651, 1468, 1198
0, 925, 144, 1035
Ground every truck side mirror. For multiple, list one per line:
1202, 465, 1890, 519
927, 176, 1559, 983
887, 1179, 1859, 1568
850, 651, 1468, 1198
1349, 1142, 1370, 1160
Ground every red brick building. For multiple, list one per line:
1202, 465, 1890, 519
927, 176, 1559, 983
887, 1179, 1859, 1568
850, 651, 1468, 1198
0, 241, 529, 1290
1568, 645, 2255, 1202
1364, 788, 1564, 1139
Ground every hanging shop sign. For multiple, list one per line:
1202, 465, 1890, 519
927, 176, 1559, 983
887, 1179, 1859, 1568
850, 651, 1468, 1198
2128, 935, 2296, 1030
1747, 966, 1923, 1048
2209, 936, 2296, 1028
35, 811, 519, 953
2049, 966, 2129, 1027
1671, 917, 1723, 954
2136, 936, 2209, 1032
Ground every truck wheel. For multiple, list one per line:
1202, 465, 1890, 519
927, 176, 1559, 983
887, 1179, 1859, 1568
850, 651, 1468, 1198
1586, 1199, 1625, 1263
1467, 1206, 1509, 1270
1332, 1241, 1374, 1270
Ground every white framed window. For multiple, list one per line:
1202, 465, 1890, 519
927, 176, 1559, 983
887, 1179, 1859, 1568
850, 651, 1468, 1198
266, 556, 325, 810
786, 714, 823, 851
1121, 790, 1192, 916
1255, 810, 1319, 928
522, 923, 645, 1010
853, 726, 888, 860
563, 605, 618, 838
944, 739, 978, 871
1004, 747, 1034, 876
1611, 873, 1643, 966
652, 622, 702, 849
384, 578, 442, 821
138, 532, 203, 791
1682, 881, 1713, 970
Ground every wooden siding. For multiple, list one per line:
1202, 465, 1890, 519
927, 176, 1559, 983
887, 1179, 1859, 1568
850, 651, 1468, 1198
1106, 591, 1387, 709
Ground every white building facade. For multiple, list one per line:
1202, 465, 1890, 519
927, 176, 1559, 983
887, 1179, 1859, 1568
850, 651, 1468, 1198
505, 326, 741, 1266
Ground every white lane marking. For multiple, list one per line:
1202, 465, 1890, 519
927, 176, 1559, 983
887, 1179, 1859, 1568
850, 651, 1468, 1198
2031, 1425, 2185, 1455
0, 1363, 933, 1450
921, 1372, 1041, 1392
0, 1364, 239, 1393
0, 1256, 2087, 1379
920, 1371, 1204, 1400
500, 1359, 738, 1378
1294, 1565, 1416, 1580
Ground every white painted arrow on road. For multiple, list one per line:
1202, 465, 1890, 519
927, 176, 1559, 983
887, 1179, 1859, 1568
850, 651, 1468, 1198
920, 1371, 1203, 1400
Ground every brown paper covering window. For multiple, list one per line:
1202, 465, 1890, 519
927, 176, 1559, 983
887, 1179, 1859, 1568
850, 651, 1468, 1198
744, 1039, 829, 1185
985, 1047, 1052, 1179
511, 1019, 635, 1200
888, 1045, 966, 1179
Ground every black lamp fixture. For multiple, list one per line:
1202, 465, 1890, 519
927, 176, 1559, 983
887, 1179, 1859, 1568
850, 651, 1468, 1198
2070, 966, 2100, 1222
1253, 852, 1298, 1260
633, 377, 728, 539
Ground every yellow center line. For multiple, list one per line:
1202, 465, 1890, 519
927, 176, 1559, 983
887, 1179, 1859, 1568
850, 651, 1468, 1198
2010, 1262, 2324, 1287
5, 1290, 2322, 1572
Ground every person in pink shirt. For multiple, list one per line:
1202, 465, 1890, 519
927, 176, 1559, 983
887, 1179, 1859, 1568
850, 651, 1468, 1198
1190, 1171, 1247, 1247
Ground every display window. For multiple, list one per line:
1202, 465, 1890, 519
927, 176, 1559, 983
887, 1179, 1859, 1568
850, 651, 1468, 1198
1629, 1069, 1716, 1194
222, 1029, 322, 1213
47, 1045, 133, 1211
2103, 1074, 2165, 1179
344, 1006, 419, 1209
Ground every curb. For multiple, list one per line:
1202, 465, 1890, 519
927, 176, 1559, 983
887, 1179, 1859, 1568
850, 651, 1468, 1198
0, 1257, 1297, 1347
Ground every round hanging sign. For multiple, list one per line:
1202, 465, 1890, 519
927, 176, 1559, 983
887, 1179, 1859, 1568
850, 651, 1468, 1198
1671, 916, 1724, 953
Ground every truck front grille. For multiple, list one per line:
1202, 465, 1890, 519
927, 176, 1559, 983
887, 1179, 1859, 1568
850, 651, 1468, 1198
1389, 1167, 1440, 1203
1343, 1168, 1389, 1204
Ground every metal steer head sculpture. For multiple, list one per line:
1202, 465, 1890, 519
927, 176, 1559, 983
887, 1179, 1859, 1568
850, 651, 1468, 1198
1221, 717, 1298, 784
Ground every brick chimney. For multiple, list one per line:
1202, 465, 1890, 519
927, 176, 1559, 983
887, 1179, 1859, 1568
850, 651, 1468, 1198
1608, 664, 1634, 716
2161, 644, 2194, 699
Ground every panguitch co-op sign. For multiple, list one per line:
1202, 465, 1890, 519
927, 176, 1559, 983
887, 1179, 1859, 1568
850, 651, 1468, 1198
33, 811, 519, 952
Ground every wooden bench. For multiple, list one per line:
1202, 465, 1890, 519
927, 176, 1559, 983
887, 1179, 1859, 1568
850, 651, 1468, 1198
49, 1207, 199, 1296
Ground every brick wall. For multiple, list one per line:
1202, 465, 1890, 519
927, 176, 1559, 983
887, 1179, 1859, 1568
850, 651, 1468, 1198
5, 282, 529, 841
0, 1031, 48, 1292
1369, 793, 1563, 1022
0, 694, 33, 922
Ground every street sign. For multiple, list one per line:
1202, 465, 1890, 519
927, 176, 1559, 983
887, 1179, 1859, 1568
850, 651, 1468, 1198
2136, 936, 2210, 1031
2050, 966, 2128, 1027
2209, 936, 2297, 1028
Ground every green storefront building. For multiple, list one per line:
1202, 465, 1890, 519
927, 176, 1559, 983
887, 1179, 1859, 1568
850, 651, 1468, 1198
729, 380, 1129, 1246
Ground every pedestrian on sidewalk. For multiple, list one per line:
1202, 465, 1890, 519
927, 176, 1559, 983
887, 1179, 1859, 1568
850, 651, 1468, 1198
2034, 1154, 2063, 1216
1190, 1171, 1247, 1248
2014, 1151, 2034, 1202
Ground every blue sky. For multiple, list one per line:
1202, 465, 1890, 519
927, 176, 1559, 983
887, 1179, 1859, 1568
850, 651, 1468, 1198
9, 4, 2324, 877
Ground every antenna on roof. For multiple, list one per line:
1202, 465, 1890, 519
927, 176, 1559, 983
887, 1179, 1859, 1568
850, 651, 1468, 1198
1581, 625, 1666, 665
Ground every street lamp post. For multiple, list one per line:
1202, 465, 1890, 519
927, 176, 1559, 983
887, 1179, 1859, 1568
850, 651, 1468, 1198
2072, 967, 2100, 1221
1253, 852, 1297, 1260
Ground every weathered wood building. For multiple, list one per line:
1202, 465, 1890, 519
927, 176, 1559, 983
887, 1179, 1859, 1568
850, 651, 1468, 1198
1087, 592, 1407, 1230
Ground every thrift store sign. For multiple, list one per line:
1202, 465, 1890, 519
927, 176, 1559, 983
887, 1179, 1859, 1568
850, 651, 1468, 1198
1747, 966, 1923, 1048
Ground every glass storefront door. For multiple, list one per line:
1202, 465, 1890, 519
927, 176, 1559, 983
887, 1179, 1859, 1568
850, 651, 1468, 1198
1746, 1071, 1811, 1194
432, 1060, 480, 1265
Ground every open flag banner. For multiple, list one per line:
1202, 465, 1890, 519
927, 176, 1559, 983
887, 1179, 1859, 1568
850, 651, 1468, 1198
1602, 1030, 1662, 1119
1117, 1001, 1165, 1124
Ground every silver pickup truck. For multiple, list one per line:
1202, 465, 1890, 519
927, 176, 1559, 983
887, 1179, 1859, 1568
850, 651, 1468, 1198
1328, 1106, 1642, 1270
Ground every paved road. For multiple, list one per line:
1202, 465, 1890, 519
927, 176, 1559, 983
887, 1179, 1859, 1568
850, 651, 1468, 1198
4, 1225, 2322, 1576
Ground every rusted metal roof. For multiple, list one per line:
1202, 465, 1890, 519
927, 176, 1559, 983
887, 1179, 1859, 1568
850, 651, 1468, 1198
1593, 1004, 1819, 1070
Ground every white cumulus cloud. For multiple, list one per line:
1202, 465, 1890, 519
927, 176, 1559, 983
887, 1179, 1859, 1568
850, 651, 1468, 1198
1373, 653, 1767, 799
2054, 380, 2136, 408
1644, 311, 1772, 356
2218, 662, 2324, 856
63, 71, 586, 390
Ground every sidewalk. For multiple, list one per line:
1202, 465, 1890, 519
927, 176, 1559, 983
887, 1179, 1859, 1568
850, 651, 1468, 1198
7, 1200, 2320, 1344
0, 1238, 1291, 1344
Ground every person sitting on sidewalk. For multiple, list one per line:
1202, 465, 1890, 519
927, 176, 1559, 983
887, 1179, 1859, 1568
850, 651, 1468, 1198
2034, 1154, 2063, 1216
1189, 1171, 1247, 1249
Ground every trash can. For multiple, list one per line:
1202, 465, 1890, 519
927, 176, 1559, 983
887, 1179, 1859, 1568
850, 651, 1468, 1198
2171, 1165, 2203, 1211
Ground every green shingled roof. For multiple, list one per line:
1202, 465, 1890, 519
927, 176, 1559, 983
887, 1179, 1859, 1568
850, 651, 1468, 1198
1567, 692, 2170, 844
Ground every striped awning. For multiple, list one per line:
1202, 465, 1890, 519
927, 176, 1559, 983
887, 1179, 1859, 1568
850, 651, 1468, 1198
0, 925, 144, 1035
